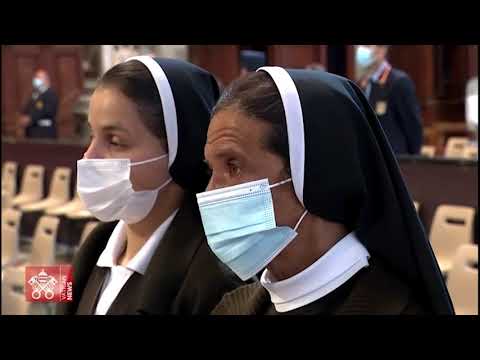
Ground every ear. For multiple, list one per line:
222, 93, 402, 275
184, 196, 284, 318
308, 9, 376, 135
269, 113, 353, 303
160, 137, 169, 154
280, 164, 292, 178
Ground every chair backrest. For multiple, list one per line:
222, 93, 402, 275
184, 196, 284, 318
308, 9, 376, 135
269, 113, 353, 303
447, 244, 478, 315
48, 167, 72, 202
421, 146, 436, 158
66, 193, 86, 214
18, 165, 45, 199
79, 221, 99, 246
445, 137, 470, 158
1, 278, 30, 315
463, 145, 478, 159
1, 208, 22, 265
430, 205, 475, 268
45, 192, 84, 216
30, 215, 60, 266
2, 161, 18, 196
2, 190, 12, 209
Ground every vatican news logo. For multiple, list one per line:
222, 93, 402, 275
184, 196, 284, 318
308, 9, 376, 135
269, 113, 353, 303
25, 265, 73, 303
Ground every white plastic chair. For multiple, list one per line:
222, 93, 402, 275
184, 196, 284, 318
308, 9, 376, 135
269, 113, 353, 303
429, 205, 475, 274
20, 167, 72, 212
447, 244, 478, 315
11, 165, 45, 208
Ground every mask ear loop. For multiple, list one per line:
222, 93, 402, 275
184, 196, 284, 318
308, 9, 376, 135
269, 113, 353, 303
294, 210, 308, 231
130, 153, 168, 167
269, 176, 307, 231
130, 154, 172, 192
269, 178, 292, 189
154, 177, 172, 192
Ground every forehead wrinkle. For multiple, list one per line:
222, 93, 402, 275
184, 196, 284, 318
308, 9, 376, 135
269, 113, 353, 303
207, 127, 246, 145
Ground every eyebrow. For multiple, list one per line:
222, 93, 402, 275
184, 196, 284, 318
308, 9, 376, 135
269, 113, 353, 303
87, 122, 129, 134
210, 145, 245, 163
101, 125, 129, 134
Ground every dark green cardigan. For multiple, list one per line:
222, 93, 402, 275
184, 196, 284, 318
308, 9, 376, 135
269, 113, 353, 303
212, 258, 427, 315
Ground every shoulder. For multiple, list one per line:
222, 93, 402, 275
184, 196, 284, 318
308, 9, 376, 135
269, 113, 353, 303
78, 222, 116, 257
43, 88, 58, 99
56, 221, 116, 315
337, 257, 427, 315
389, 68, 415, 91
176, 237, 244, 313
211, 282, 268, 315
190, 239, 236, 274
390, 68, 410, 81
72, 222, 116, 283
146, 196, 243, 314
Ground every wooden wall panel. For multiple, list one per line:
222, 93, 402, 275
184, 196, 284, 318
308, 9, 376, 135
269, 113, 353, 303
189, 45, 240, 88
55, 49, 83, 138
467, 45, 478, 78
388, 46, 436, 126
345, 45, 356, 80
268, 45, 327, 68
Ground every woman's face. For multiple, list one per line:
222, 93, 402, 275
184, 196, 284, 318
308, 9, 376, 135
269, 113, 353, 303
204, 108, 303, 227
85, 86, 169, 191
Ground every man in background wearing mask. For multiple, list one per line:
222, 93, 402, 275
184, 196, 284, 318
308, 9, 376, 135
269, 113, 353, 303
355, 45, 423, 155
465, 76, 478, 145
20, 69, 59, 139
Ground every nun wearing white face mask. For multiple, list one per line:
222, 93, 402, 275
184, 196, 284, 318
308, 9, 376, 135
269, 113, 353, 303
199, 67, 454, 315
57, 57, 241, 315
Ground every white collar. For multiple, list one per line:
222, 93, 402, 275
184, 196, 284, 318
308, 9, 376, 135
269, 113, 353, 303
260, 232, 370, 313
370, 61, 389, 82
96, 209, 179, 275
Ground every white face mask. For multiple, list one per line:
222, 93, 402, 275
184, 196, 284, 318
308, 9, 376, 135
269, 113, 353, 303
77, 154, 171, 224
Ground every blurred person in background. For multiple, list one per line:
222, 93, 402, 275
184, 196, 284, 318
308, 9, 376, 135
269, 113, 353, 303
355, 45, 423, 155
19, 69, 58, 139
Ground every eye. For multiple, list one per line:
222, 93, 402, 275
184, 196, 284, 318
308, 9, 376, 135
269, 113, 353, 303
228, 161, 240, 176
109, 135, 123, 148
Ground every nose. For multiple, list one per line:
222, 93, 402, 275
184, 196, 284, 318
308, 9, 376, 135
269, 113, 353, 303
205, 177, 216, 191
206, 172, 241, 192
83, 140, 103, 159
206, 174, 228, 191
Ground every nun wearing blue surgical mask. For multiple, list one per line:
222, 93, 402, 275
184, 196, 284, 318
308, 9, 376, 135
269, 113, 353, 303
198, 67, 454, 315
57, 57, 241, 315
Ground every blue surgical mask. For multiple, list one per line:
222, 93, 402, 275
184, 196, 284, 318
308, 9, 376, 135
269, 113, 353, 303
356, 46, 374, 69
196, 178, 308, 281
